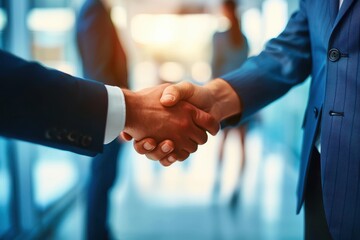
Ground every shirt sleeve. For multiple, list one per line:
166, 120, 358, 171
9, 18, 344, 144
104, 85, 126, 144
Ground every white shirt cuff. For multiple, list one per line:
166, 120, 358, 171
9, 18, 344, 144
104, 85, 126, 144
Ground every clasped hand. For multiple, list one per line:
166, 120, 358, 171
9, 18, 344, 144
122, 80, 240, 166
122, 83, 220, 166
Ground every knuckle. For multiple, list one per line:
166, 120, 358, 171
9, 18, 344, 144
190, 144, 198, 153
178, 151, 190, 161
204, 114, 213, 125
186, 142, 198, 153
182, 82, 192, 90
180, 120, 191, 129
200, 133, 208, 145
145, 153, 158, 161
134, 142, 146, 154
180, 101, 192, 111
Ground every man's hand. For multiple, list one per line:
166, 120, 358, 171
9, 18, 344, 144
132, 79, 242, 164
122, 84, 220, 166
160, 79, 241, 121
160, 81, 222, 121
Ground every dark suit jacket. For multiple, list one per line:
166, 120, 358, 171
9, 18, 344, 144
222, 0, 360, 238
0, 50, 108, 156
76, 0, 128, 88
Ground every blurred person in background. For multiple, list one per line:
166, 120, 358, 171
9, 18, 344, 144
76, 0, 128, 239
211, 0, 249, 207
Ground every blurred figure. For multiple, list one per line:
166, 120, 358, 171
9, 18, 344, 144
76, 0, 128, 239
211, 0, 249, 206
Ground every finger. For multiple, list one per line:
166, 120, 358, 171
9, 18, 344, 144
159, 158, 173, 167
176, 103, 208, 146
192, 108, 220, 136
159, 154, 177, 166
160, 82, 196, 107
178, 150, 190, 162
189, 126, 208, 145
165, 154, 178, 163
182, 138, 198, 154
133, 138, 157, 154
144, 140, 175, 160
120, 132, 133, 141
169, 150, 190, 162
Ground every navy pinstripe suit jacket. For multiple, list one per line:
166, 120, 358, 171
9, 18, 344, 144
222, 0, 360, 238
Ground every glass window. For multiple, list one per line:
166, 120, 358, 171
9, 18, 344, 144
32, 147, 79, 211
27, 0, 87, 212
0, 138, 12, 237
0, 4, 11, 238
28, 0, 78, 75
0, 0, 7, 48
31, 0, 70, 8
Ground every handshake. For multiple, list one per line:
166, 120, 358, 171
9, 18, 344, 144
121, 79, 241, 166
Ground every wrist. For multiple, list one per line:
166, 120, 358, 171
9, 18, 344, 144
205, 78, 242, 121
122, 89, 139, 132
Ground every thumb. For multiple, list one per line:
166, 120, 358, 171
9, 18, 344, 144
160, 82, 195, 107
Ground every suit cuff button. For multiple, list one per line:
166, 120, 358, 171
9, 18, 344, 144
45, 128, 56, 140
68, 131, 80, 144
81, 136, 92, 147
56, 129, 68, 141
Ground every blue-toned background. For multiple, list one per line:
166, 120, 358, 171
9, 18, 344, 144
0, 0, 309, 239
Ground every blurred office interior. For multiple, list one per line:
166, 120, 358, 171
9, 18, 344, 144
0, 0, 310, 239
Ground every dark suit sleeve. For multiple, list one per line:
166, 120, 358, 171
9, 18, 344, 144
221, 0, 311, 125
0, 50, 108, 156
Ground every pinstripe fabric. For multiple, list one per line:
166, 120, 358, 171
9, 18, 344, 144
321, 0, 360, 238
222, 0, 360, 238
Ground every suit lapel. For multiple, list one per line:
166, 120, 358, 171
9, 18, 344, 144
329, 0, 339, 25
332, 0, 355, 30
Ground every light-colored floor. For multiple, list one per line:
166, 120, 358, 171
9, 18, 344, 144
55, 127, 304, 240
